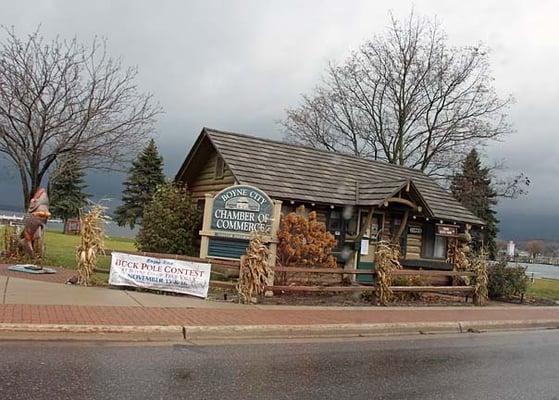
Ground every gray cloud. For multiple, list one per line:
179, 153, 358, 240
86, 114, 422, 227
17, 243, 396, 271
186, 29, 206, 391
0, 0, 557, 239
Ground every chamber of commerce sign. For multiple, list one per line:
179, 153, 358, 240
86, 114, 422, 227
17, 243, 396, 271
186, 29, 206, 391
210, 185, 273, 235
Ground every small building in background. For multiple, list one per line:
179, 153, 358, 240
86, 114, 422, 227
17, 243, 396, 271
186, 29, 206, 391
507, 240, 516, 258
63, 218, 81, 235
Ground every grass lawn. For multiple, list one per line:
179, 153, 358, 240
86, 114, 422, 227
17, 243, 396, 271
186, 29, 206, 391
43, 230, 136, 270
527, 278, 559, 301
1, 227, 136, 281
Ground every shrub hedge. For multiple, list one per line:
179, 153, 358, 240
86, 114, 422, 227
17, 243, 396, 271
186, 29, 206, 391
487, 261, 529, 300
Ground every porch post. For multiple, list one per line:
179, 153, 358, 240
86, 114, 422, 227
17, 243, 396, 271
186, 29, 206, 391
199, 193, 214, 259
265, 199, 282, 296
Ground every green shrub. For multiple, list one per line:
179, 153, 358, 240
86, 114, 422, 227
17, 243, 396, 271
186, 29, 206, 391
136, 183, 201, 256
487, 261, 529, 299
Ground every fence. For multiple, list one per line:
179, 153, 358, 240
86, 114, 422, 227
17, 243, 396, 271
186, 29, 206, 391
266, 267, 475, 300
100, 250, 478, 302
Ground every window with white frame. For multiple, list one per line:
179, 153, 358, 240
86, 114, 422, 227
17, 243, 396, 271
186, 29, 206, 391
422, 223, 447, 259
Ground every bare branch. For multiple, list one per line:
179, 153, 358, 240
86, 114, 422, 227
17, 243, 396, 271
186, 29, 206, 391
0, 26, 162, 208
280, 11, 513, 178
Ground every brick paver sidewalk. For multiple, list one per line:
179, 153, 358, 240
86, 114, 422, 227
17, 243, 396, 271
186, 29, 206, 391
1, 304, 558, 327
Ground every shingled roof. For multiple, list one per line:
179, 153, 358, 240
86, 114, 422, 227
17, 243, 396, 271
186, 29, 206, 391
177, 128, 485, 225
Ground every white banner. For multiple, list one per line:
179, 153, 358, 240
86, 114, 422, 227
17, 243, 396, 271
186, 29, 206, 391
109, 252, 211, 298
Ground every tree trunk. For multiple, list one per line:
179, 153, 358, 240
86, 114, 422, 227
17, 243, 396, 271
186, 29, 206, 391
24, 166, 45, 210
19, 172, 31, 211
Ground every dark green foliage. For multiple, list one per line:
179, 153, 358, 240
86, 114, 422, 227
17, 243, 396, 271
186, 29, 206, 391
49, 156, 88, 221
114, 139, 165, 229
136, 183, 201, 256
451, 149, 499, 259
487, 261, 529, 299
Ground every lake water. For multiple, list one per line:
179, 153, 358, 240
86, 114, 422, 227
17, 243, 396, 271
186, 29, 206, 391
0, 210, 137, 238
48, 221, 137, 238
514, 262, 559, 280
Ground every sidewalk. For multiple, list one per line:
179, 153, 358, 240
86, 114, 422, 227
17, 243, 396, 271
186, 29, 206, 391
2, 303, 559, 327
0, 275, 242, 308
1, 264, 559, 341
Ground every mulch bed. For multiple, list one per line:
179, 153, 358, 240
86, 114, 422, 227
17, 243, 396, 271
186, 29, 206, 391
209, 286, 476, 307
212, 286, 558, 307
257, 291, 474, 307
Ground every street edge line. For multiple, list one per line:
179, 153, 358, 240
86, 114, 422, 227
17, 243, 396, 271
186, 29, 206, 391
0, 319, 558, 340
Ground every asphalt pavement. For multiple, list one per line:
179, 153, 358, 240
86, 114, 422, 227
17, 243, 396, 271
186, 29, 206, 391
1, 330, 558, 399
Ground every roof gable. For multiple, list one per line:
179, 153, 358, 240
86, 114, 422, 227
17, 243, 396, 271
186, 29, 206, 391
358, 179, 434, 217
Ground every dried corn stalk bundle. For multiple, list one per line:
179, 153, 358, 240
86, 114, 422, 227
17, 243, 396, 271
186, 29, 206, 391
447, 231, 471, 285
1, 225, 19, 258
237, 231, 272, 304
375, 240, 402, 305
76, 205, 106, 286
470, 248, 488, 306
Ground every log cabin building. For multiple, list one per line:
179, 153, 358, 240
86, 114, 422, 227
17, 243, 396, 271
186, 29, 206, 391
175, 128, 484, 275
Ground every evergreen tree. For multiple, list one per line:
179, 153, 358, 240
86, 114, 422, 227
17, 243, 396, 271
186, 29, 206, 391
136, 183, 200, 256
49, 156, 89, 224
451, 149, 499, 259
114, 139, 165, 229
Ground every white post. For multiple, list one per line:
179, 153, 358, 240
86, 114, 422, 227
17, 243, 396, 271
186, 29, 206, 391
199, 193, 214, 259
265, 199, 282, 296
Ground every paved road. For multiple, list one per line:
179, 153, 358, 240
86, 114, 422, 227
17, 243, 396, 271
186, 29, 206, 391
1, 331, 558, 399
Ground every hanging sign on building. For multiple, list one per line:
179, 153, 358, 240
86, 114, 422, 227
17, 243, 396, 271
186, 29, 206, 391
210, 185, 273, 238
436, 224, 459, 237
109, 252, 211, 298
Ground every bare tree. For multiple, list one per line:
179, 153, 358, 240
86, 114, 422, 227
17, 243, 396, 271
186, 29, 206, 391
282, 12, 512, 177
489, 171, 529, 199
496, 239, 507, 251
446, 156, 530, 199
526, 240, 544, 258
0, 27, 160, 208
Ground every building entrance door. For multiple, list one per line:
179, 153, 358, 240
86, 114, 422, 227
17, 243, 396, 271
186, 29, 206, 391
356, 210, 382, 283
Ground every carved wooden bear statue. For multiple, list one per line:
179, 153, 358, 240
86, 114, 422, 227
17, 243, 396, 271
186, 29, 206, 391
19, 188, 51, 259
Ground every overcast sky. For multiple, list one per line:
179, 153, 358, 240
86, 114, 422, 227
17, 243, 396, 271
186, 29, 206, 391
0, 0, 558, 240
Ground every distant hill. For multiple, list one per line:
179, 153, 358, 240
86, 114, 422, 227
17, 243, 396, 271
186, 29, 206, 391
498, 211, 559, 241
0, 203, 22, 213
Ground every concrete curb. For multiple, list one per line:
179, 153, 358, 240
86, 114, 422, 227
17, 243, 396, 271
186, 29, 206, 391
181, 320, 559, 339
0, 324, 184, 341
0, 319, 558, 341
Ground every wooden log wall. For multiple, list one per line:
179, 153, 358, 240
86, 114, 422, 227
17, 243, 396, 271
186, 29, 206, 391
380, 213, 422, 260
188, 152, 236, 200
406, 230, 422, 259
314, 206, 328, 225
381, 214, 391, 242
